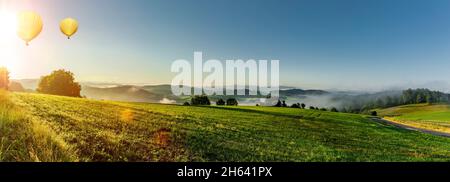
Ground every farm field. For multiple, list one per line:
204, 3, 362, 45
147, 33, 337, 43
377, 104, 450, 134
1, 92, 449, 162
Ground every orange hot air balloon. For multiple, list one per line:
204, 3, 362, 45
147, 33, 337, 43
17, 11, 43, 46
60, 17, 78, 39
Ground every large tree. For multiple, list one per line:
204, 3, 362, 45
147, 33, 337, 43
0, 67, 9, 90
37, 69, 81, 97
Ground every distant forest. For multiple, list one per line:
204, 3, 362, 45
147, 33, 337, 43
338, 88, 450, 114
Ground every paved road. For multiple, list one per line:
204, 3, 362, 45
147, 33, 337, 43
371, 117, 450, 138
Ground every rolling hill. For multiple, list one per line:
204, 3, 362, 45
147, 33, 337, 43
377, 104, 450, 134
1, 92, 449, 162
81, 85, 181, 103
13, 79, 335, 105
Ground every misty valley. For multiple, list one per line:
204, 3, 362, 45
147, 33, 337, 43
11, 79, 449, 115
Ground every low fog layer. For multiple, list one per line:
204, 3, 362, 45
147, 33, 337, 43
159, 98, 177, 104
282, 95, 345, 108
12, 79, 449, 111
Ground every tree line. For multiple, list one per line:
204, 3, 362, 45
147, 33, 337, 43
184, 95, 239, 106
339, 88, 450, 114
273, 99, 339, 112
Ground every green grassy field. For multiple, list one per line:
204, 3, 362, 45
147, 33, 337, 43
377, 104, 450, 134
1, 92, 449, 162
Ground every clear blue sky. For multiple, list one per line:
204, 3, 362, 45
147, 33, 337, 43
6, 0, 450, 91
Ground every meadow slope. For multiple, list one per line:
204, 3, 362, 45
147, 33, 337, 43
378, 104, 450, 134
1, 92, 449, 161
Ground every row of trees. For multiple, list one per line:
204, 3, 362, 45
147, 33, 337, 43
284, 88, 450, 114
290, 102, 306, 109
273, 99, 339, 112
339, 88, 450, 114
185, 97, 340, 113
402, 88, 449, 104
216, 98, 238, 106
184, 95, 239, 106
365, 89, 449, 109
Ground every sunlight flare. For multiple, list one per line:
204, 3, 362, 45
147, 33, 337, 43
0, 10, 18, 71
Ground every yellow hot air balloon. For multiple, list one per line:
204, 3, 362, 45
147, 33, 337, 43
17, 11, 43, 46
60, 18, 78, 39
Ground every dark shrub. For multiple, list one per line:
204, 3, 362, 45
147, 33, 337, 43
226, 98, 238, 106
216, 99, 225, 106
191, 95, 211, 105
274, 100, 282, 107
291, 103, 300, 108
371, 111, 378, 116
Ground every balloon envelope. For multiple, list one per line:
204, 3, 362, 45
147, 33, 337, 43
60, 18, 78, 39
17, 11, 43, 45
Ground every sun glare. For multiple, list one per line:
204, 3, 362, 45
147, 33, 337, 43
0, 10, 18, 70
